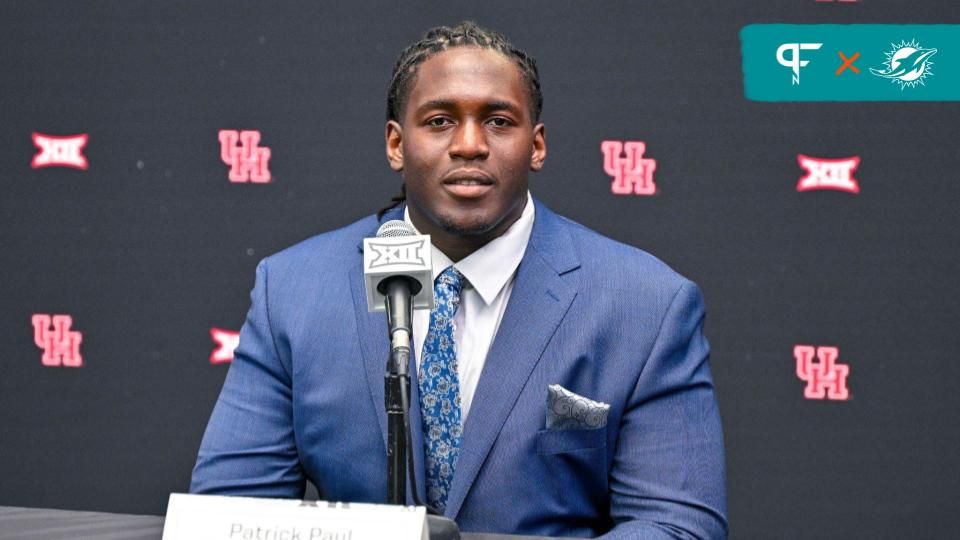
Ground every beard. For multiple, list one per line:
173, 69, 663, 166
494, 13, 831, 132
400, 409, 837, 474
436, 212, 499, 237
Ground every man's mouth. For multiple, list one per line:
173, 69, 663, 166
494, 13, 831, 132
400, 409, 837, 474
442, 170, 495, 198
446, 178, 489, 185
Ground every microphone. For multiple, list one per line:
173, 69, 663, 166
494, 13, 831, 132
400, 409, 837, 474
363, 220, 434, 366
364, 220, 435, 510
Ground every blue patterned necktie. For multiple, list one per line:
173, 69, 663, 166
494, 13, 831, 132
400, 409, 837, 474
419, 266, 465, 513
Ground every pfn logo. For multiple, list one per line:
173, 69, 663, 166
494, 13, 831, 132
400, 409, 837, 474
601, 141, 657, 196
210, 328, 240, 364
32, 314, 83, 367
32, 133, 89, 170
776, 43, 823, 85
794, 345, 850, 400
219, 130, 271, 183
797, 155, 860, 194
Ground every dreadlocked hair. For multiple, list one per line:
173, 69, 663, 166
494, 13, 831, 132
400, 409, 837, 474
386, 21, 543, 124
377, 21, 543, 219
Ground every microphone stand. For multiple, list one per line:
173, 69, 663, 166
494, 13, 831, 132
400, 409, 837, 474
383, 279, 460, 540
384, 354, 408, 504
383, 279, 413, 506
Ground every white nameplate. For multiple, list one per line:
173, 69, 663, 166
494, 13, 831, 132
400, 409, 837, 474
162, 493, 428, 540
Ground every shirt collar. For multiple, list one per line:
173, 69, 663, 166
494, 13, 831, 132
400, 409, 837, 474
405, 192, 535, 306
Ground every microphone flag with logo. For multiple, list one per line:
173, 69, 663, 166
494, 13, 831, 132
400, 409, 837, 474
363, 220, 434, 312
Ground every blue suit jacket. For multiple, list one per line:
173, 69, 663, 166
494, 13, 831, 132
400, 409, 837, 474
191, 201, 727, 539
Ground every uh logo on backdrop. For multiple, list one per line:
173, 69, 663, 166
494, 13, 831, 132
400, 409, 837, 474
32, 314, 83, 367
600, 141, 657, 196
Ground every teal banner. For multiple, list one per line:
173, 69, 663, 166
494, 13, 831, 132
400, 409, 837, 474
741, 24, 960, 101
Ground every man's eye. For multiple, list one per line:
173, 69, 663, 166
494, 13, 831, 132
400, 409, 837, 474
426, 117, 452, 127
488, 117, 511, 127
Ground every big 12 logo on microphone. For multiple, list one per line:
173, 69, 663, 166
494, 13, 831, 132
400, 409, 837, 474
362, 232, 433, 313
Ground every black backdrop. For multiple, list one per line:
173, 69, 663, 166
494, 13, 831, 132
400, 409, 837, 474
2, 2, 959, 538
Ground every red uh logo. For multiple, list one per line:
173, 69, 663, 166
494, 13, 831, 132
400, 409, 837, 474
794, 345, 850, 400
601, 140, 657, 195
219, 130, 271, 183
32, 314, 83, 367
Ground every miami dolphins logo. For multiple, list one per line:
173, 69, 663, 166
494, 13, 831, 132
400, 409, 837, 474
870, 39, 937, 90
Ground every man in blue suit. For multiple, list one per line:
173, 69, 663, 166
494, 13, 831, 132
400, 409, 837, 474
192, 22, 726, 539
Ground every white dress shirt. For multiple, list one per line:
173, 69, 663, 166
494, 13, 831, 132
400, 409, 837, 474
405, 192, 535, 420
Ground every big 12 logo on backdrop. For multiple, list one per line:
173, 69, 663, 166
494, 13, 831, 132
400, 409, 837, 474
796, 155, 860, 194
31, 133, 89, 170
210, 328, 239, 364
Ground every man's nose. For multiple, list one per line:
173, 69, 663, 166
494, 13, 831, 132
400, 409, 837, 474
449, 121, 489, 160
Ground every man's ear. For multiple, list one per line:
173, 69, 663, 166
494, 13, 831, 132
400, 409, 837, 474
385, 120, 404, 171
530, 123, 546, 172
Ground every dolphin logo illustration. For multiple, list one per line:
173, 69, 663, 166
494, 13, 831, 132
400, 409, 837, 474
870, 40, 937, 88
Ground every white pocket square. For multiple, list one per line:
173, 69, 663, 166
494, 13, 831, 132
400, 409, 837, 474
546, 384, 610, 430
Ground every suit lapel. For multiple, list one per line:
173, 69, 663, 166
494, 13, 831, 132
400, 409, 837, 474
350, 255, 390, 450
349, 206, 427, 504
443, 202, 580, 518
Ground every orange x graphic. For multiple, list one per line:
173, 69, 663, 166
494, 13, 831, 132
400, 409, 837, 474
836, 51, 860, 75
